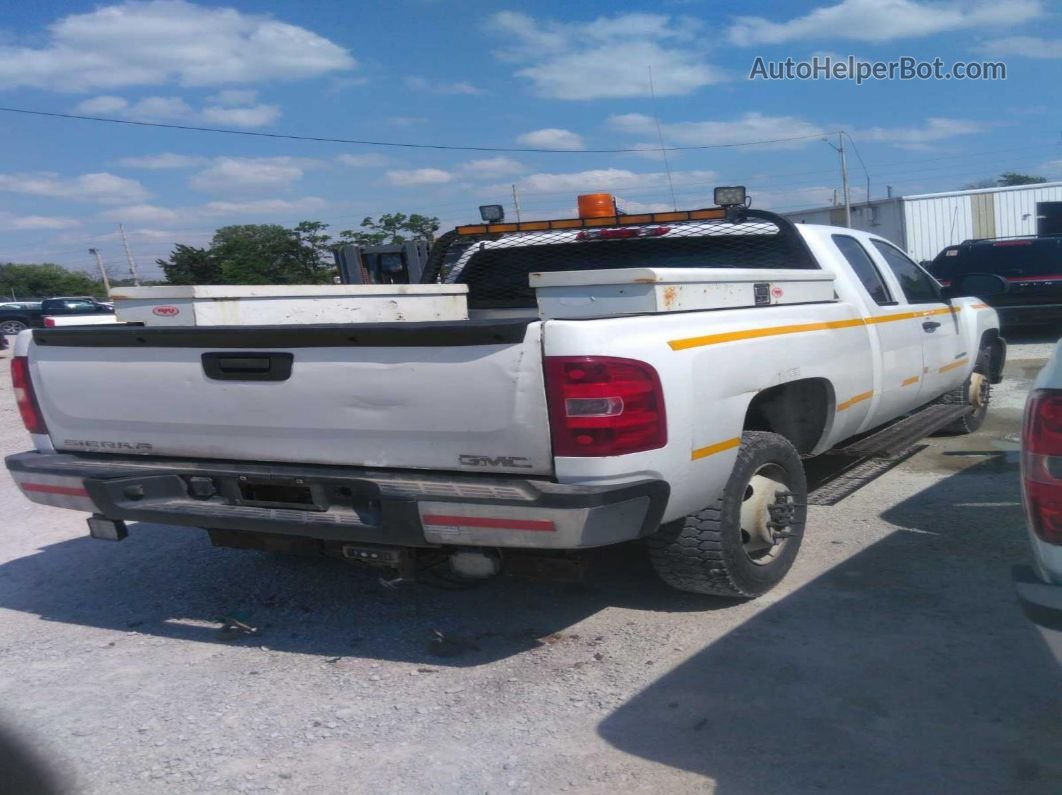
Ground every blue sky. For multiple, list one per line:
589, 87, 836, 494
0, 0, 1059, 278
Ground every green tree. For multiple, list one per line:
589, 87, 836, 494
338, 212, 440, 246
998, 172, 1047, 186
0, 263, 103, 299
211, 224, 331, 284
405, 213, 440, 243
293, 220, 335, 278
156, 244, 222, 285
964, 172, 1047, 189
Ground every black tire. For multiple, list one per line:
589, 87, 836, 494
0, 319, 28, 335
935, 347, 991, 435
647, 431, 807, 598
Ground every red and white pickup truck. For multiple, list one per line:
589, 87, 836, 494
5, 193, 1006, 598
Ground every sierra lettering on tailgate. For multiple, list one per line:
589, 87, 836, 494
64, 440, 154, 451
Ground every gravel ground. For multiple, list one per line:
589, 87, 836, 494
0, 334, 1060, 794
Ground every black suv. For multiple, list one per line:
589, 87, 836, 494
928, 236, 1062, 326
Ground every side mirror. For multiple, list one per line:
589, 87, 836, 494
947, 272, 1007, 299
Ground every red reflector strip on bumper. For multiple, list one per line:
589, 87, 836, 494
421, 514, 556, 532
21, 482, 89, 497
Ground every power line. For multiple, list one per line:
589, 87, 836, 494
0, 105, 838, 154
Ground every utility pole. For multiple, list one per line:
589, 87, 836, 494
118, 224, 142, 285
88, 248, 112, 297
512, 183, 522, 223
839, 132, 852, 228
824, 132, 852, 227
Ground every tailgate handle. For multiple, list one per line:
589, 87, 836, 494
202, 352, 293, 382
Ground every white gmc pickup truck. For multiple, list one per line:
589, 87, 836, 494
6, 194, 1005, 598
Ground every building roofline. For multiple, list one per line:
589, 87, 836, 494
783, 179, 1062, 217
902, 179, 1062, 201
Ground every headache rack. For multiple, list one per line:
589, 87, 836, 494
421, 207, 820, 310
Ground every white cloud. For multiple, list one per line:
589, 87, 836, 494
461, 157, 526, 179
980, 36, 1062, 59
1040, 159, 1062, 178
0, 171, 149, 204
612, 198, 677, 213
206, 88, 259, 106
486, 11, 724, 100
97, 195, 329, 224
118, 152, 207, 169
336, 153, 390, 168
384, 168, 453, 187
501, 168, 717, 196
199, 197, 327, 216
620, 143, 678, 162
123, 95, 194, 120
858, 117, 986, 149
200, 103, 281, 127
609, 112, 827, 149
75, 92, 280, 128
755, 186, 859, 212
387, 116, 427, 127
201, 87, 280, 126
188, 157, 304, 193
728, 0, 1042, 45
516, 128, 585, 151
0, 213, 81, 231
404, 76, 483, 95
0, 0, 356, 91
73, 95, 130, 114
98, 203, 181, 223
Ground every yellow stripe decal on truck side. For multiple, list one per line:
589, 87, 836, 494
691, 437, 742, 460
902, 376, 920, 387
669, 318, 865, 350
939, 358, 969, 373
837, 391, 874, 411
668, 306, 961, 351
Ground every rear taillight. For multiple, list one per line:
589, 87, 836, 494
1022, 388, 1062, 545
544, 356, 666, 457
43, 317, 56, 327
11, 356, 47, 434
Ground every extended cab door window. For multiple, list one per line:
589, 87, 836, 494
870, 239, 967, 401
832, 235, 893, 305
870, 240, 940, 304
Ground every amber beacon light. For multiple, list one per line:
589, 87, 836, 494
577, 193, 617, 219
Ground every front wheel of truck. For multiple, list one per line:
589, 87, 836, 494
934, 346, 992, 435
647, 431, 807, 599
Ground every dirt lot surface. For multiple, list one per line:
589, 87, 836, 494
0, 334, 1060, 794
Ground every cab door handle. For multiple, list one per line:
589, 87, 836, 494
922, 321, 941, 332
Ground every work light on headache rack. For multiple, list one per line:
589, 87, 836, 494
714, 185, 751, 223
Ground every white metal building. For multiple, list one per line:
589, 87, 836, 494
784, 181, 1062, 263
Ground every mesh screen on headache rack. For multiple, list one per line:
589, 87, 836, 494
431, 213, 817, 309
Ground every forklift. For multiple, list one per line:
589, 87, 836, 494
333, 240, 431, 285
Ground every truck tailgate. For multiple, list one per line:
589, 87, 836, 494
28, 320, 553, 476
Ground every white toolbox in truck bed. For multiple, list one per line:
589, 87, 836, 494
531, 267, 836, 319
111, 284, 469, 326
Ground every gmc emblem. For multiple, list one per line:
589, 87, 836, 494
153, 305, 180, 316
459, 454, 533, 468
